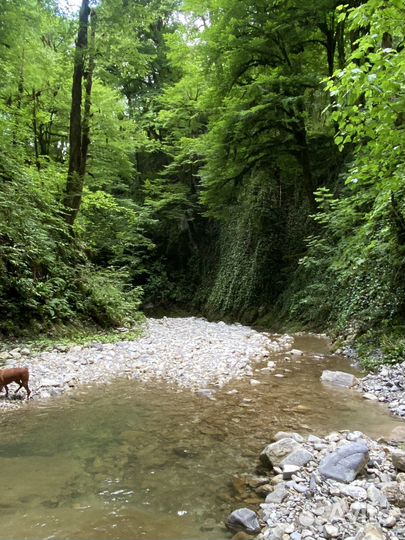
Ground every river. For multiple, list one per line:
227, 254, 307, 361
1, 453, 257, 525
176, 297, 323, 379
0, 333, 401, 539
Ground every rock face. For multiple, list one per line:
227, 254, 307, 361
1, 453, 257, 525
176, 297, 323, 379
321, 370, 358, 388
318, 441, 369, 483
225, 508, 261, 535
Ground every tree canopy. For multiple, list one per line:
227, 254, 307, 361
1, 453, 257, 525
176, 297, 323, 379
0, 0, 403, 362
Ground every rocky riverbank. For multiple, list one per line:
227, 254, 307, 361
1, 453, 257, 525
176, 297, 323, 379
358, 363, 405, 420
227, 430, 405, 540
0, 316, 293, 410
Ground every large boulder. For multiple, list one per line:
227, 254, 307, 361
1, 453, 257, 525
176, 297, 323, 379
225, 508, 261, 535
318, 441, 369, 483
320, 370, 358, 388
260, 438, 301, 468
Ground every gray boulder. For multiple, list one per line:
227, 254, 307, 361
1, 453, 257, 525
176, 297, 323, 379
225, 508, 261, 535
260, 438, 301, 468
281, 448, 314, 467
318, 442, 369, 483
265, 484, 289, 504
321, 370, 358, 388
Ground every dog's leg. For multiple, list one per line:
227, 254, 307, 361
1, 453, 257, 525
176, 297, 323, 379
15, 381, 23, 394
23, 383, 31, 400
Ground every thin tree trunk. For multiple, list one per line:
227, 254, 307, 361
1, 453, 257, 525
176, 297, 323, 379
80, 9, 96, 179
63, 0, 90, 226
294, 126, 316, 213
32, 89, 41, 171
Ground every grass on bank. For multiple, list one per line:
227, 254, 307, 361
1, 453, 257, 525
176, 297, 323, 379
0, 317, 146, 354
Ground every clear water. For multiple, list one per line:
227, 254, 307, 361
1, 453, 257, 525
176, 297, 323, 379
0, 335, 401, 539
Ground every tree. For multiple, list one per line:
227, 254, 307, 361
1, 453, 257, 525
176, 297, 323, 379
63, 0, 95, 226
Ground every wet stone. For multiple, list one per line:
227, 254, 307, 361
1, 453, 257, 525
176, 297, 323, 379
321, 370, 358, 388
226, 508, 261, 535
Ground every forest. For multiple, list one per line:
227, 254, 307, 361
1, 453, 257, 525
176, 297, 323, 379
0, 0, 404, 365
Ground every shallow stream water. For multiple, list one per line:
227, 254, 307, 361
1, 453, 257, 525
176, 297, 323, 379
0, 334, 402, 539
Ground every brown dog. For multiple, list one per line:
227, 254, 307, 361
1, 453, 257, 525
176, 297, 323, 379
0, 367, 31, 399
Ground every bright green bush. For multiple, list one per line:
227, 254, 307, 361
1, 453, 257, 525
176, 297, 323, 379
0, 156, 143, 335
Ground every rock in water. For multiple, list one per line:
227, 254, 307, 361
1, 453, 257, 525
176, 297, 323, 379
320, 370, 358, 388
318, 441, 369, 483
388, 425, 405, 443
225, 508, 261, 535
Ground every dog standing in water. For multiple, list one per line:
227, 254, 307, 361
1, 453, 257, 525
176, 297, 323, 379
0, 367, 31, 399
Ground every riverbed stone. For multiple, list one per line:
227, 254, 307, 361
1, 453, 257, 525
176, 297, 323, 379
265, 484, 289, 504
282, 464, 300, 480
323, 524, 339, 538
354, 524, 385, 540
290, 349, 304, 356
391, 450, 405, 472
388, 425, 405, 443
274, 432, 304, 443
367, 484, 388, 508
298, 511, 315, 527
363, 392, 379, 401
225, 508, 261, 535
321, 370, 358, 388
339, 484, 368, 500
281, 448, 314, 468
318, 442, 369, 483
381, 481, 405, 507
260, 438, 303, 469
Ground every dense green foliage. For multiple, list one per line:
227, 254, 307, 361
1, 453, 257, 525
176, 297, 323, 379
0, 0, 404, 362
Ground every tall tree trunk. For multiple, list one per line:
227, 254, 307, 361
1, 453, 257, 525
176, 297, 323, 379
32, 89, 41, 171
294, 126, 316, 213
80, 9, 96, 180
63, 0, 90, 226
